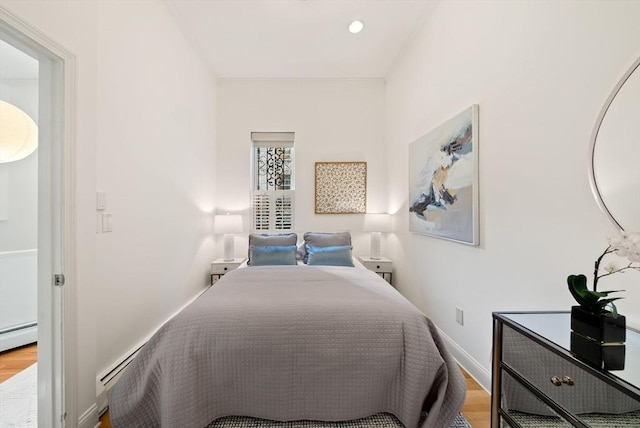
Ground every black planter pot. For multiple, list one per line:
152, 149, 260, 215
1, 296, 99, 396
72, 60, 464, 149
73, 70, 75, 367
570, 305, 626, 343
570, 306, 626, 370
570, 331, 626, 370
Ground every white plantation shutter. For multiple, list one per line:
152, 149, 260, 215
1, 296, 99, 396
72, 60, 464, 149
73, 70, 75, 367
252, 193, 271, 230
251, 132, 295, 231
252, 191, 294, 231
275, 192, 294, 230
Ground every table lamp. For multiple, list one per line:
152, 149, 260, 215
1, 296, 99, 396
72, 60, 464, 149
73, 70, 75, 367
214, 214, 243, 261
363, 213, 391, 260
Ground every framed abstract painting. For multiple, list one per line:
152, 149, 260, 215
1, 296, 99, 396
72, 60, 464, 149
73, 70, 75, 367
408, 105, 479, 245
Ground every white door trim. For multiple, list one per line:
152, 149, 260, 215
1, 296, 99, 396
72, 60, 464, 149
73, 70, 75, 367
0, 6, 77, 428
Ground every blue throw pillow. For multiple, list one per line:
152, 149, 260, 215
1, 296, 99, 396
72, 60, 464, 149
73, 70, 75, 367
305, 245, 354, 267
301, 231, 352, 263
248, 233, 297, 265
249, 245, 297, 266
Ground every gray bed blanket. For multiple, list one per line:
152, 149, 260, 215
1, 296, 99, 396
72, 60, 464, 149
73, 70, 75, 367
109, 265, 466, 428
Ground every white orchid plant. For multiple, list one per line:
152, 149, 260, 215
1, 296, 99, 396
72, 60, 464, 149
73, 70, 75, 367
568, 231, 640, 317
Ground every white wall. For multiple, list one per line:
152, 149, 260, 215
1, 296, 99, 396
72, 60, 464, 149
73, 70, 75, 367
93, 0, 217, 378
0, 78, 38, 251
216, 79, 387, 256
385, 0, 640, 389
1, 0, 218, 424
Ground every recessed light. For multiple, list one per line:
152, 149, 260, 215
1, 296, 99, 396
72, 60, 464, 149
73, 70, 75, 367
348, 20, 364, 34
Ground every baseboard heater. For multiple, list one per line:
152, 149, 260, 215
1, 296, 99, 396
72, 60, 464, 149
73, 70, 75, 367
99, 343, 144, 390
0, 321, 37, 335
96, 342, 146, 417
97, 286, 211, 415
0, 321, 38, 352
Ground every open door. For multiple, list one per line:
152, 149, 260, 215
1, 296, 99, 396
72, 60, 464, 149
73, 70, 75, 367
0, 6, 77, 427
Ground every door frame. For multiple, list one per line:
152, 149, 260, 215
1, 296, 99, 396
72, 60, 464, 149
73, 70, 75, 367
0, 6, 77, 428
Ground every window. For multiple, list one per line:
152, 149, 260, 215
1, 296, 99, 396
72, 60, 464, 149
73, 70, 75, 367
251, 132, 295, 231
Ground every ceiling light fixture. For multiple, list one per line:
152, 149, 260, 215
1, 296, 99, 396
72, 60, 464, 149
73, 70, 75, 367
348, 20, 364, 34
0, 100, 38, 163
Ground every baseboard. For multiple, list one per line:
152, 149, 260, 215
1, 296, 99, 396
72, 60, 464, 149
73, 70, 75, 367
0, 325, 37, 352
77, 403, 100, 428
96, 286, 211, 414
437, 327, 491, 393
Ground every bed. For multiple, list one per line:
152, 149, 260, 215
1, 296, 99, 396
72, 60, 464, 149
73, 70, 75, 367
109, 233, 466, 428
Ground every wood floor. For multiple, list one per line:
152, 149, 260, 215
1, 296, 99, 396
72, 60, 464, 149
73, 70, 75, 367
0, 342, 37, 383
1, 344, 490, 427
461, 369, 491, 428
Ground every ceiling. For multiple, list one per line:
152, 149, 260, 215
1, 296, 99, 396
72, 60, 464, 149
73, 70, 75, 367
164, 0, 436, 79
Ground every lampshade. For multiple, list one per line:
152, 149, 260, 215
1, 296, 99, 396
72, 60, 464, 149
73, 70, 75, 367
363, 213, 391, 232
363, 213, 391, 260
214, 214, 243, 234
214, 214, 243, 262
0, 100, 38, 163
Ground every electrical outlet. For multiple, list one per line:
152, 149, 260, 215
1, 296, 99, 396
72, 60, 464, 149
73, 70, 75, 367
456, 307, 464, 326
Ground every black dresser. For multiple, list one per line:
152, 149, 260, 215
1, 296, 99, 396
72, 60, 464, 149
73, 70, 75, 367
491, 311, 640, 427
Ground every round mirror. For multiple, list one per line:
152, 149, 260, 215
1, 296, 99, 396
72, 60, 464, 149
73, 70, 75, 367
589, 57, 640, 232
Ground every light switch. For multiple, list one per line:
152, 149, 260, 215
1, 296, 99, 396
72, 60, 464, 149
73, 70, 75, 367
96, 192, 106, 210
102, 213, 113, 232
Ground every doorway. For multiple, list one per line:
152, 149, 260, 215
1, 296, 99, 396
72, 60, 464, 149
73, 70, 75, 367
0, 35, 39, 425
0, 7, 77, 427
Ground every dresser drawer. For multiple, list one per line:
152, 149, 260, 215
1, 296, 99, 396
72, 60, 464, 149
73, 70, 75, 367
502, 367, 640, 428
502, 325, 640, 416
501, 370, 573, 427
359, 259, 392, 273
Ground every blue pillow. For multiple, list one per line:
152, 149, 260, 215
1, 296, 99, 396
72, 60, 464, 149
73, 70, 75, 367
305, 245, 354, 267
302, 231, 352, 263
249, 245, 297, 266
248, 233, 297, 265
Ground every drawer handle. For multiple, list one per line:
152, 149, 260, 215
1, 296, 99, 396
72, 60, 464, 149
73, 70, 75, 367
550, 376, 575, 386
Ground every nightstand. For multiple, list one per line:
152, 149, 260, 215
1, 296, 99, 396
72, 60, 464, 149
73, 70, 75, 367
357, 256, 393, 285
210, 258, 245, 285
492, 312, 640, 427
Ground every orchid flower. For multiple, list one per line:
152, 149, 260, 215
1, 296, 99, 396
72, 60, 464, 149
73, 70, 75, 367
568, 231, 640, 317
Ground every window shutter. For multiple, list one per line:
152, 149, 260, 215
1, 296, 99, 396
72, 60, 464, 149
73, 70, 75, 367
274, 192, 294, 230
251, 132, 295, 231
252, 193, 271, 231
252, 191, 294, 231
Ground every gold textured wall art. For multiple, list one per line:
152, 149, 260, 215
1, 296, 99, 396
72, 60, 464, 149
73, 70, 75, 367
314, 162, 367, 214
